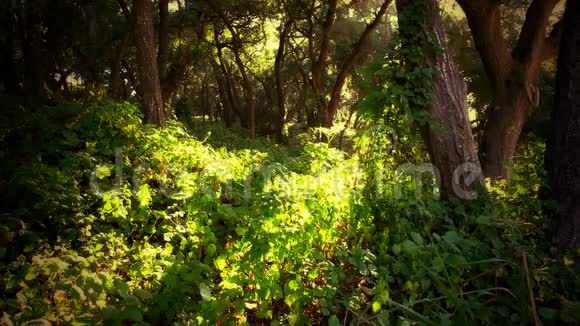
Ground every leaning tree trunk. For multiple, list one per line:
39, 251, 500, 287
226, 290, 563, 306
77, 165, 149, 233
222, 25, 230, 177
323, 0, 391, 128
546, 0, 580, 254
131, 0, 165, 127
397, 0, 483, 199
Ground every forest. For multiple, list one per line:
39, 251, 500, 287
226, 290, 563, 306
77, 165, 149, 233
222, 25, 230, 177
0, 0, 579, 324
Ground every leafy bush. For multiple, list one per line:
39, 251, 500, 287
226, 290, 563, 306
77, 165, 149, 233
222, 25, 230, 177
0, 99, 578, 325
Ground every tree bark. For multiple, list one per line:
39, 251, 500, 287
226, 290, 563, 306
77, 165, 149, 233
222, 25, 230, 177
546, 0, 580, 254
160, 49, 194, 106
157, 0, 170, 82
131, 0, 165, 127
215, 39, 244, 127
456, 0, 563, 180
309, 0, 338, 119
1, 1, 22, 94
110, 32, 129, 99
273, 19, 293, 141
397, 0, 483, 199
224, 22, 256, 137
211, 59, 234, 127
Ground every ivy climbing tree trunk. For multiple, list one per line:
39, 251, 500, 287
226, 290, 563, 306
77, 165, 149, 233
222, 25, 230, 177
546, 0, 580, 254
397, 0, 483, 199
130, 0, 165, 127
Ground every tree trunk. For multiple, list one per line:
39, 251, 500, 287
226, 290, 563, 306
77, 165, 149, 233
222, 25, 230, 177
481, 74, 539, 179
226, 24, 256, 137
131, 0, 165, 127
110, 32, 129, 99
456, 0, 563, 180
211, 59, 234, 127
323, 0, 392, 127
273, 19, 292, 141
23, 0, 45, 97
1, 1, 21, 94
546, 0, 580, 254
397, 0, 483, 199
157, 0, 169, 81
310, 0, 337, 120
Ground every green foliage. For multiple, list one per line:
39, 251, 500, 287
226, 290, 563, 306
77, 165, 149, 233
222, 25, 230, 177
0, 99, 578, 325
359, 1, 439, 132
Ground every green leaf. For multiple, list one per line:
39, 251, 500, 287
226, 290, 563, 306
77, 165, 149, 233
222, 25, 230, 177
199, 282, 211, 301
372, 301, 382, 313
134, 288, 154, 301
206, 243, 217, 258
24, 270, 38, 281
329, 315, 341, 326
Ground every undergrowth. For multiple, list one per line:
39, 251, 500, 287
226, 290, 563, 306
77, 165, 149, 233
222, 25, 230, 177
0, 99, 578, 325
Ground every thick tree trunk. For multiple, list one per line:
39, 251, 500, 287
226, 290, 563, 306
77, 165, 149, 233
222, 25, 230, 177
23, 0, 45, 97
456, 0, 563, 180
1, 1, 21, 95
160, 50, 193, 106
481, 74, 539, 179
131, 0, 165, 127
546, 0, 580, 253
157, 0, 169, 81
397, 0, 483, 199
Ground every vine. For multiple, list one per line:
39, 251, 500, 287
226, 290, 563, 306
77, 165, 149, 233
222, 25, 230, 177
359, 1, 441, 132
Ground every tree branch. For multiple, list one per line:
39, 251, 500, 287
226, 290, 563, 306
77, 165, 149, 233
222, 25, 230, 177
455, 0, 512, 88
513, 0, 562, 65
311, 0, 338, 91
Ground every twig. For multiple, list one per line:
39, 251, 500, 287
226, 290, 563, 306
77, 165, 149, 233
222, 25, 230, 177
387, 299, 433, 325
463, 262, 511, 287
523, 253, 541, 326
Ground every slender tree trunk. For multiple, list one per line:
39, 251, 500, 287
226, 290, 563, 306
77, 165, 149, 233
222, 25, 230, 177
397, 0, 483, 199
211, 59, 233, 127
227, 28, 255, 137
310, 0, 337, 121
546, 0, 580, 254
131, 0, 165, 127
110, 32, 129, 99
215, 40, 244, 127
323, 0, 392, 127
274, 19, 292, 141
